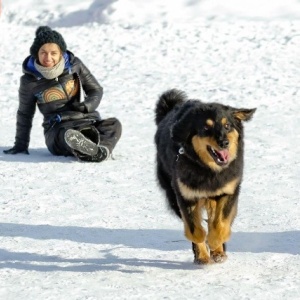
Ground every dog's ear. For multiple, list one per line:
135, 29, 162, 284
171, 102, 195, 143
232, 108, 256, 122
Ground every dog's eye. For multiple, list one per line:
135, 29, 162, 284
204, 125, 210, 131
224, 123, 231, 130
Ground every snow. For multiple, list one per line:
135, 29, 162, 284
0, 0, 300, 299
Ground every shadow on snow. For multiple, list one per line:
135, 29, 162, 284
0, 147, 75, 163
0, 223, 299, 272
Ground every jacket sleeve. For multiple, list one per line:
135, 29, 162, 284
14, 75, 36, 149
77, 58, 103, 113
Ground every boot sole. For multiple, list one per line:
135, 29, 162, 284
64, 129, 98, 156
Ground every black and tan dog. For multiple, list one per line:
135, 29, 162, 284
154, 89, 256, 264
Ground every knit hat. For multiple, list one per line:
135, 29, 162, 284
30, 26, 67, 58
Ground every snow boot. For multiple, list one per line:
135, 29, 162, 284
65, 128, 110, 162
64, 129, 98, 156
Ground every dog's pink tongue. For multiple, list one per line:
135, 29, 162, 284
217, 149, 229, 162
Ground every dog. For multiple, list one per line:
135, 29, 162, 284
154, 89, 256, 264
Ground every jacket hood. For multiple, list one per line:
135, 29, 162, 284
23, 50, 74, 79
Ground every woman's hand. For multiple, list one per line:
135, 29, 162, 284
3, 146, 29, 155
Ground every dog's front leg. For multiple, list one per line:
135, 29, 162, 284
192, 241, 211, 265
206, 195, 238, 263
178, 198, 210, 264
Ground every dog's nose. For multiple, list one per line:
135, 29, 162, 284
218, 139, 229, 149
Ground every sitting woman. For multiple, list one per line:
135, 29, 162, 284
4, 26, 122, 162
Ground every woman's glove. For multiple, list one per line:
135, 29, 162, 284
3, 145, 29, 155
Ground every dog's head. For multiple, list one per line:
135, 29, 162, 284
171, 101, 256, 172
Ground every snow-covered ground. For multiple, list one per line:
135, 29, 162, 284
0, 0, 299, 299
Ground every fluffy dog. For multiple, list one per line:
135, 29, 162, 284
154, 89, 256, 264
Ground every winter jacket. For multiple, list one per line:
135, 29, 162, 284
14, 51, 103, 152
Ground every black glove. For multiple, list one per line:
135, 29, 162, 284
69, 102, 86, 113
3, 145, 29, 155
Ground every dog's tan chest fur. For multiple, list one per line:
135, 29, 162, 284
177, 177, 240, 201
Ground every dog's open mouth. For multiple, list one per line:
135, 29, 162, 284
207, 146, 229, 165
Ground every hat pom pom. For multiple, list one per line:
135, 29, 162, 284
36, 26, 52, 36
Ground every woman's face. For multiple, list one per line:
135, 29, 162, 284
38, 43, 62, 67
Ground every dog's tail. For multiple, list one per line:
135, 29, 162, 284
155, 89, 187, 125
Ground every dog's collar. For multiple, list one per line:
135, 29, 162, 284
176, 147, 185, 161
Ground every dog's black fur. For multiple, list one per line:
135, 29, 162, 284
154, 89, 256, 264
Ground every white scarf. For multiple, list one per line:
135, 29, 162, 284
34, 56, 65, 80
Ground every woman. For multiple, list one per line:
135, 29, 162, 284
4, 26, 122, 162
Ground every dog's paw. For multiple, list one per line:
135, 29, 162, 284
210, 251, 227, 263
194, 257, 213, 265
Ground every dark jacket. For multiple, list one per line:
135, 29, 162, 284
14, 51, 103, 154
